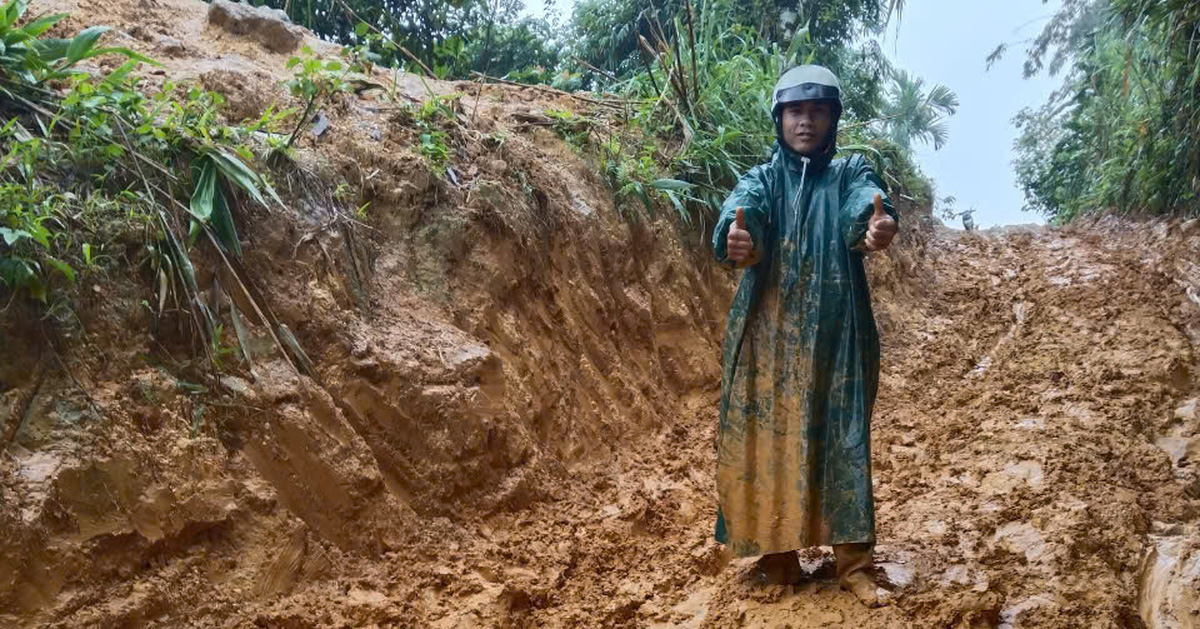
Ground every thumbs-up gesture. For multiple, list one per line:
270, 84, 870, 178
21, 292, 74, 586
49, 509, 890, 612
864, 194, 897, 252
727, 207, 756, 265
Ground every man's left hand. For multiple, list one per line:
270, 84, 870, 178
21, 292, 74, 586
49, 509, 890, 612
865, 194, 897, 251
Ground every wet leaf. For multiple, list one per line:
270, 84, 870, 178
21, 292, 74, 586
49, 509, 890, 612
157, 267, 168, 315
44, 256, 74, 284
649, 178, 695, 191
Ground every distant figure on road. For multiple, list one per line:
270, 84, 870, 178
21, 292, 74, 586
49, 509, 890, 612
962, 208, 976, 232
714, 65, 898, 608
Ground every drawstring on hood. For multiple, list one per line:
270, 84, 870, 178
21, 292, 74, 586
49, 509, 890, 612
793, 156, 810, 228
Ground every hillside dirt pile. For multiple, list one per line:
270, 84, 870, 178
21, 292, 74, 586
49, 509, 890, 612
2, 1, 1199, 627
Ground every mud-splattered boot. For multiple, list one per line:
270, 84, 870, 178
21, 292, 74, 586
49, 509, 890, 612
834, 543, 888, 608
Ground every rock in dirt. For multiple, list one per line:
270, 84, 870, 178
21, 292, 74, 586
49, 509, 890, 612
157, 35, 187, 57
310, 111, 331, 138
207, 0, 304, 53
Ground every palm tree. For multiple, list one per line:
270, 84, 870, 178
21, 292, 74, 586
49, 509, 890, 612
880, 69, 959, 151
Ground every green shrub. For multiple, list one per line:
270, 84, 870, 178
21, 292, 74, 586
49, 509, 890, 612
0, 0, 294, 372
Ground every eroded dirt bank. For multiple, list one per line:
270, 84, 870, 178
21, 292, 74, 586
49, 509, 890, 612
3, 0, 738, 625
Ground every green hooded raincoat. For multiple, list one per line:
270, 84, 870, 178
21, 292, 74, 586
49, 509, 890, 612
712, 142, 896, 557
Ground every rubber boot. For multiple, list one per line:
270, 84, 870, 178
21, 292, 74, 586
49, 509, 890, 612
834, 543, 886, 608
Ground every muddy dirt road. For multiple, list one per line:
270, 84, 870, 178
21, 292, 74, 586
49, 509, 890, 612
4, 201, 1199, 627
225, 223, 1200, 628
428, 223, 1200, 629
451, 222, 1200, 629
6, 216, 1200, 627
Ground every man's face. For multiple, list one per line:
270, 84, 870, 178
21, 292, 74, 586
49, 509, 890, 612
780, 101, 833, 155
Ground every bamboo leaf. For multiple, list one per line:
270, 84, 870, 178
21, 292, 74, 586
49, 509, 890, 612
23, 12, 66, 38
64, 25, 108, 65
650, 178, 695, 191
195, 299, 218, 343
190, 159, 218, 222
663, 189, 690, 223
44, 257, 75, 284
157, 267, 168, 315
210, 184, 242, 257
277, 323, 314, 377
84, 46, 160, 66
30, 37, 69, 63
100, 59, 142, 86
2, 0, 26, 29
160, 213, 198, 295
205, 147, 280, 207
229, 298, 258, 377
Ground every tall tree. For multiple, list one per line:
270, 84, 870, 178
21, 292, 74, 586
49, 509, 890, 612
1006, 0, 1200, 220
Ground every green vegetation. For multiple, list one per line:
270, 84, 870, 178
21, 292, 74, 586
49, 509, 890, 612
0, 0, 295, 372
557, 0, 950, 226
879, 70, 958, 151
285, 45, 352, 149
414, 94, 458, 173
243, 0, 563, 80
545, 108, 591, 150
1003, 0, 1200, 222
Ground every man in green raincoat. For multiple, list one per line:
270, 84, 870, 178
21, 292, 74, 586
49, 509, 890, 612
712, 65, 898, 607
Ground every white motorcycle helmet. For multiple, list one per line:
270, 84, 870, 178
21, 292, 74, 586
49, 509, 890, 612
771, 65, 843, 154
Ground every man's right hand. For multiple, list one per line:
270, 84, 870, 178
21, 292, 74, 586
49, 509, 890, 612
727, 207, 756, 264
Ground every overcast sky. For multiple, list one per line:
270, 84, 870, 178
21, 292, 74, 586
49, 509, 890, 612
883, 0, 1062, 228
523, 0, 1065, 228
